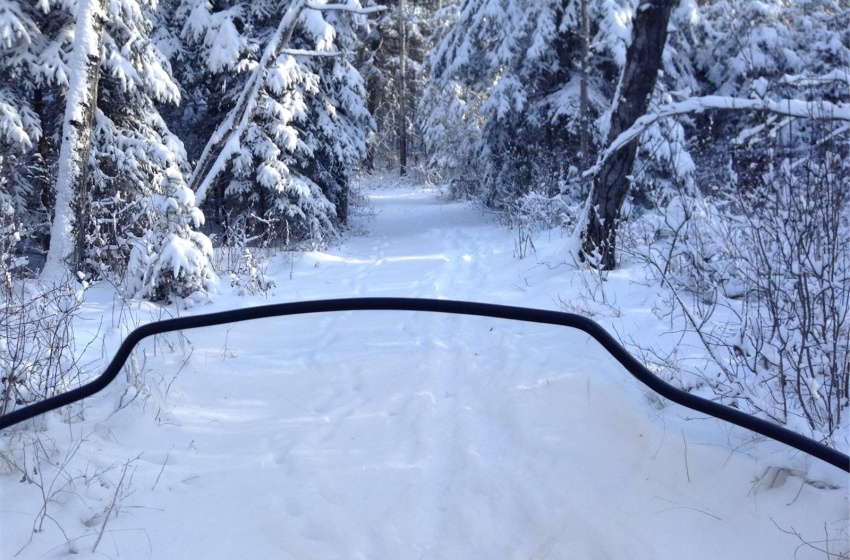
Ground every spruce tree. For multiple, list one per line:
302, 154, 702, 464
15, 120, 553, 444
166, 0, 374, 248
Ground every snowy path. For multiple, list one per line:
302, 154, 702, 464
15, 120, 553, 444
287, 186, 511, 300
2, 182, 847, 559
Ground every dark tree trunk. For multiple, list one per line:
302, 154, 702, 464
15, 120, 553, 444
580, 0, 675, 270
364, 73, 383, 172
398, 0, 408, 177
337, 182, 349, 225
579, 0, 590, 173
34, 88, 55, 250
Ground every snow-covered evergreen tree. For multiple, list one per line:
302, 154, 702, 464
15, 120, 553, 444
73, 0, 216, 300
689, 0, 849, 188
165, 0, 373, 247
0, 0, 217, 300
0, 0, 55, 256
423, 0, 641, 206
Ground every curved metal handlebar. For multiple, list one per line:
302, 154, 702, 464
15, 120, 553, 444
1, 298, 847, 472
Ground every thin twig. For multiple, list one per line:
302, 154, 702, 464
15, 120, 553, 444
92, 458, 133, 553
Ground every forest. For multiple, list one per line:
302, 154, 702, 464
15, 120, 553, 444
1, 0, 849, 505
0, 0, 847, 282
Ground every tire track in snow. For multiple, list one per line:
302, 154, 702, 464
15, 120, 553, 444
405, 310, 466, 555
326, 186, 500, 300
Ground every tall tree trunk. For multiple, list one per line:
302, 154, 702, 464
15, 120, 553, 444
34, 88, 54, 251
364, 74, 383, 173
337, 178, 349, 225
579, 0, 590, 173
580, 0, 675, 270
398, 0, 408, 177
41, 0, 108, 282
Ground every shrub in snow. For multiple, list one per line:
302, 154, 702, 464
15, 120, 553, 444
227, 248, 275, 297
729, 154, 849, 444
503, 190, 578, 259
0, 280, 86, 417
209, 214, 276, 297
120, 177, 219, 303
624, 145, 849, 450
0, 197, 26, 290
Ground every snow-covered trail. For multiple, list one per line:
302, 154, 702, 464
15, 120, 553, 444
2, 181, 847, 559
286, 185, 515, 301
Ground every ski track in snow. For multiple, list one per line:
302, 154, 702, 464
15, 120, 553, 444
1, 181, 847, 559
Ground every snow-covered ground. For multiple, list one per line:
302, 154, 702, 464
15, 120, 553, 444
1, 178, 847, 559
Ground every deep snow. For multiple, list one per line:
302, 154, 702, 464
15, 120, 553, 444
1, 178, 847, 559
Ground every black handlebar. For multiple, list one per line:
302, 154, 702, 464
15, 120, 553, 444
1, 298, 846, 472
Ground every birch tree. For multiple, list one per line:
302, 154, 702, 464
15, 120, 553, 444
40, 0, 107, 282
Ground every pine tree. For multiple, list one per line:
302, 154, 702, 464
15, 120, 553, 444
166, 0, 374, 248
423, 0, 633, 205
0, 0, 55, 259
3, 0, 219, 299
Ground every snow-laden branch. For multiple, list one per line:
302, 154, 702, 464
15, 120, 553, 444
585, 95, 850, 177
305, 2, 386, 14
279, 48, 342, 57
780, 69, 850, 88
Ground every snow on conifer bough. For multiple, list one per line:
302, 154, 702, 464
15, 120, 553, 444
0, 297, 846, 473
